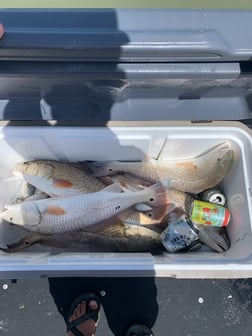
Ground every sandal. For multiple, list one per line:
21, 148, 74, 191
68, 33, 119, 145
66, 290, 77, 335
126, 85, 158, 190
126, 324, 154, 336
67, 292, 100, 336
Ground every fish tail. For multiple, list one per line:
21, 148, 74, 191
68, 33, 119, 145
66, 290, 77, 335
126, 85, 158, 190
147, 181, 170, 208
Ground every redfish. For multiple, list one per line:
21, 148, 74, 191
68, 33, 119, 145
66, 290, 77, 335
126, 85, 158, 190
13, 160, 105, 197
1, 182, 169, 234
90, 143, 233, 194
0, 223, 162, 253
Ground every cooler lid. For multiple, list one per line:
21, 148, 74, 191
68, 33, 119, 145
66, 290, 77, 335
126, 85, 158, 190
0, 9, 252, 62
0, 9, 251, 122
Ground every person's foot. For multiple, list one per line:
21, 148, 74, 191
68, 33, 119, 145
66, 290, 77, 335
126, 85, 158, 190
126, 324, 153, 336
67, 300, 98, 336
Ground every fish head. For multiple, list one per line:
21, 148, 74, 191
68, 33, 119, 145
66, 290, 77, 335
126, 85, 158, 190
1, 204, 40, 227
13, 161, 54, 180
0, 234, 42, 253
198, 226, 230, 252
88, 161, 117, 177
1, 206, 25, 225
195, 143, 233, 179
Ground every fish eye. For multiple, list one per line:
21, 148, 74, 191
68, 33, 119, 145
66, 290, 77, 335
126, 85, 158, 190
25, 241, 29, 245
108, 168, 113, 172
217, 158, 221, 162
149, 198, 154, 202
148, 213, 152, 218
9, 217, 13, 221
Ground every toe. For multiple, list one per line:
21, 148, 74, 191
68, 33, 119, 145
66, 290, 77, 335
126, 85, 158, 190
68, 296, 99, 336
89, 300, 98, 310
80, 301, 86, 315
73, 307, 78, 319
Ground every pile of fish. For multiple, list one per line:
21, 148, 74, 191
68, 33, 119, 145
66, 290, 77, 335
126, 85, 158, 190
0, 142, 234, 254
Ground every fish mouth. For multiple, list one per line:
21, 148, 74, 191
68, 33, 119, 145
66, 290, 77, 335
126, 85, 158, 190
197, 142, 232, 157
12, 170, 23, 177
214, 142, 232, 151
211, 238, 230, 253
216, 229, 231, 251
0, 238, 33, 252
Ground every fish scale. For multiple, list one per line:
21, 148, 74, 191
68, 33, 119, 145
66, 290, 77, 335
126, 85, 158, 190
14, 160, 105, 197
0, 225, 162, 253
2, 182, 168, 234
91, 142, 234, 194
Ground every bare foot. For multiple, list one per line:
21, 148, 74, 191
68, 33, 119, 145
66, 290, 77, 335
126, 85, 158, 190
0, 24, 4, 39
67, 300, 98, 336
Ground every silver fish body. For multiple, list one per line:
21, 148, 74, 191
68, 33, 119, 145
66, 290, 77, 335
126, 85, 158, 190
0, 223, 162, 253
90, 143, 233, 194
98, 173, 152, 192
13, 160, 105, 197
100, 173, 194, 218
2, 182, 168, 234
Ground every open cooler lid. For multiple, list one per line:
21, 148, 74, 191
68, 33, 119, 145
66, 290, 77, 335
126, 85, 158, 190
0, 9, 252, 62
0, 9, 251, 122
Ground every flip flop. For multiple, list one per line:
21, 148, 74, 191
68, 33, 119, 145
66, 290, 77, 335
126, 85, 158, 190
67, 292, 100, 336
126, 324, 154, 336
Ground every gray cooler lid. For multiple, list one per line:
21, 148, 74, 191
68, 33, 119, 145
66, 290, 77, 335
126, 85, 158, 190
0, 9, 252, 62
0, 9, 251, 122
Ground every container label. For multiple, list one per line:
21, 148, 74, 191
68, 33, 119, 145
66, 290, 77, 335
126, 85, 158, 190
190, 200, 230, 227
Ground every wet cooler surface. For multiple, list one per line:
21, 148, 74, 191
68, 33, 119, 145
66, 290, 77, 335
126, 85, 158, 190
0, 278, 251, 335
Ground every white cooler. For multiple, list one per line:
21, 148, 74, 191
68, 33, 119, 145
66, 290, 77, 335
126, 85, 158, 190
0, 9, 252, 278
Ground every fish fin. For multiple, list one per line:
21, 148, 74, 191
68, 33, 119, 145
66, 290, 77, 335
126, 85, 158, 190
44, 206, 66, 216
124, 174, 153, 187
165, 207, 186, 223
97, 176, 114, 186
147, 181, 170, 208
100, 183, 123, 193
118, 208, 136, 221
117, 179, 130, 191
159, 179, 172, 188
135, 203, 153, 212
52, 178, 74, 189
99, 174, 132, 191
148, 204, 176, 222
175, 162, 197, 170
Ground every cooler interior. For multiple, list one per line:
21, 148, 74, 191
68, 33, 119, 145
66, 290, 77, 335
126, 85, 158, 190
0, 124, 251, 278
0, 9, 252, 278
